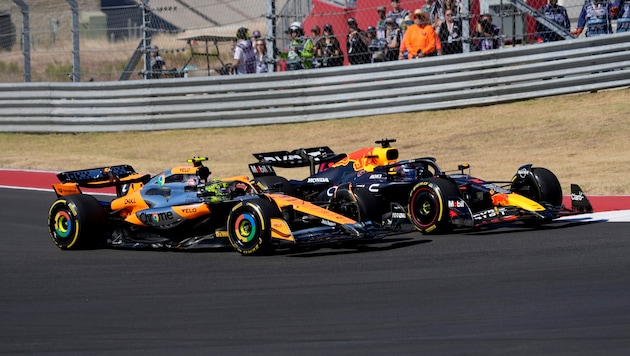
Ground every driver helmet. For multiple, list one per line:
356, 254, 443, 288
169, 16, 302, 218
186, 177, 198, 187
397, 163, 418, 180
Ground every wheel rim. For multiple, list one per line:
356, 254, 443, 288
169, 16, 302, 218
411, 188, 439, 228
233, 213, 258, 245
53, 209, 73, 239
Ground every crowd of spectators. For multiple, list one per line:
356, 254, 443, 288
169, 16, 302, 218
216, 0, 625, 75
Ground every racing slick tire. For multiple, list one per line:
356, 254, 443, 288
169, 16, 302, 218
511, 167, 562, 206
252, 176, 297, 196
329, 187, 382, 224
227, 198, 279, 255
47, 194, 106, 250
408, 177, 460, 234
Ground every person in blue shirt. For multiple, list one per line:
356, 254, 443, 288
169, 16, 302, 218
573, 0, 614, 37
535, 0, 571, 42
614, 0, 630, 32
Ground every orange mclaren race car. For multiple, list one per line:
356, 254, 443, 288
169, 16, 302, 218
250, 140, 593, 234
47, 158, 378, 255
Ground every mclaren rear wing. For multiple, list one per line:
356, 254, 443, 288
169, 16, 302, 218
53, 165, 150, 197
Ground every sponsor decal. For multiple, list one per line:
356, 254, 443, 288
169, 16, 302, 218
307, 177, 329, 183
473, 207, 509, 220
482, 183, 510, 194
369, 174, 383, 179
392, 212, 406, 219
571, 191, 586, 201
138, 210, 177, 226
262, 154, 303, 162
448, 200, 465, 208
124, 198, 136, 205
517, 168, 529, 179
215, 230, 229, 238
68, 202, 78, 216
250, 164, 275, 175
56, 187, 79, 195
368, 184, 380, 193
320, 219, 336, 227
181, 208, 197, 214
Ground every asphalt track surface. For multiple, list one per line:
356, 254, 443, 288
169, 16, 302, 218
2, 188, 630, 355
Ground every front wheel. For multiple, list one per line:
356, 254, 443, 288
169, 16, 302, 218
408, 178, 460, 234
328, 187, 382, 223
511, 166, 562, 206
48, 195, 106, 249
227, 199, 278, 255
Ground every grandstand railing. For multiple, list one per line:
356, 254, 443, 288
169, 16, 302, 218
1, 33, 629, 133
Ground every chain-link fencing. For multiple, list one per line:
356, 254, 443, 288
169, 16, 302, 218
0, 0, 619, 83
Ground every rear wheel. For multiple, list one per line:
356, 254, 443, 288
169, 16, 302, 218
47, 195, 106, 249
227, 198, 279, 255
408, 178, 460, 234
511, 167, 562, 206
329, 187, 382, 223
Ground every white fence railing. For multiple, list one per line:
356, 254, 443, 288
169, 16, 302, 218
1, 33, 630, 133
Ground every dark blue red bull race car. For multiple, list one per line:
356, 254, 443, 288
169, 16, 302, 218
250, 139, 593, 234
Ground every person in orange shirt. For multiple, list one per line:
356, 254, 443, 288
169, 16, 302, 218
399, 9, 440, 59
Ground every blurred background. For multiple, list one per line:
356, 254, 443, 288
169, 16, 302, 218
0, 0, 595, 82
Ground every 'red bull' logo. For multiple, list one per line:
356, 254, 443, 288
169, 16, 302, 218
332, 147, 378, 171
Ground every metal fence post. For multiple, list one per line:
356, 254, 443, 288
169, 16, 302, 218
266, 0, 277, 73
66, 0, 80, 82
13, 0, 30, 82
141, 0, 152, 80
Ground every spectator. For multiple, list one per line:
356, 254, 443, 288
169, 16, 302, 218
310, 25, 323, 67
315, 23, 344, 67
251, 30, 262, 43
384, 17, 401, 61
346, 17, 371, 65
437, 9, 463, 54
614, 0, 630, 32
376, 6, 388, 39
387, 0, 410, 27
440, 0, 462, 23
474, 13, 502, 51
573, 0, 614, 37
422, 0, 442, 26
232, 27, 256, 74
367, 26, 387, 62
535, 0, 571, 42
254, 39, 271, 74
285, 22, 314, 70
399, 10, 439, 59
398, 15, 413, 59
311, 25, 322, 46
400, 14, 413, 38
149, 46, 166, 79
